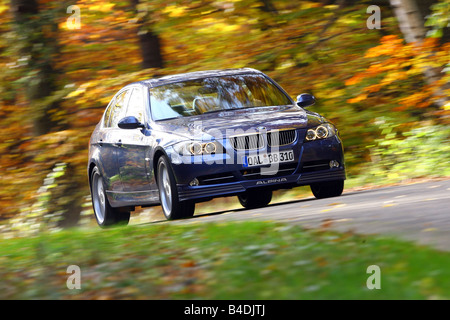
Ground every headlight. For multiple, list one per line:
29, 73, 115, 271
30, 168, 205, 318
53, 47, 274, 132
305, 124, 337, 141
173, 141, 223, 156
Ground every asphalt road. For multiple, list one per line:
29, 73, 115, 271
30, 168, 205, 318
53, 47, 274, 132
142, 179, 450, 251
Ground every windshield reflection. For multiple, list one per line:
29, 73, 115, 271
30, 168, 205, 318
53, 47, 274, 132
150, 74, 292, 121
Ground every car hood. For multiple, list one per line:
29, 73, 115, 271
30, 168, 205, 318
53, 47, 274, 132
153, 105, 326, 140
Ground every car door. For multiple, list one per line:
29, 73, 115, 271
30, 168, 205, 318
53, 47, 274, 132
116, 86, 153, 192
98, 89, 131, 192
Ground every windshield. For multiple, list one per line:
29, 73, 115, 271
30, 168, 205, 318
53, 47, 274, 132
149, 74, 292, 121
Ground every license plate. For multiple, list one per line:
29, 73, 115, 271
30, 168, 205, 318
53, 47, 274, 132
243, 150, 295, 167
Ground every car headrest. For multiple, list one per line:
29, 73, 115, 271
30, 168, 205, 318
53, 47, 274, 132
193, 97, 218, 114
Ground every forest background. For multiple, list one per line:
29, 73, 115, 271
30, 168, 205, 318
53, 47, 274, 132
0, 0, 448, 234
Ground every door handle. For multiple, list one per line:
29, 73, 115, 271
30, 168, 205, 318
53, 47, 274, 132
114, 139, 123, 147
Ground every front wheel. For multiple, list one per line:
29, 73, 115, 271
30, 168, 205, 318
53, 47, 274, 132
90, 167, 130, 227
310, 180, 344, 199
157, 156, 195, 220
238, 189, 272, 209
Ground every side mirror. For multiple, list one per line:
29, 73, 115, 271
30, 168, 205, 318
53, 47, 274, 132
118, 116, 145, 130
296, 93, 316, 108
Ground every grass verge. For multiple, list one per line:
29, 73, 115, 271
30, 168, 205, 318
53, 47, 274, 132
1, 221, 450, 299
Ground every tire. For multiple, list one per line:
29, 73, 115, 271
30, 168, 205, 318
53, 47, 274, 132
310, 179, 344, 199
238, 189, 272, 209
157, 156, 195, 220
90, 167, 130, 227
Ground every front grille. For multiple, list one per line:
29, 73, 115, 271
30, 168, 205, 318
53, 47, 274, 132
230, 129, 297, 150
267, 129, 297, 147
230, 133, 265, 150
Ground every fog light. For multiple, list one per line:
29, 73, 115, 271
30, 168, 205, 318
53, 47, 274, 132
189, 178, 199, 186
329, 160, 339, 168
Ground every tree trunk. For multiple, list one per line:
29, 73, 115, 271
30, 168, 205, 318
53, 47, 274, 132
10, 0, 60, 136
390, 0, 447, 108
10, 1, 84, 228
389, 0, 428, 43
131, 0, 164, 69
259, 0, 278, 15
138, 30, 164, 69
53, 163, 84, 228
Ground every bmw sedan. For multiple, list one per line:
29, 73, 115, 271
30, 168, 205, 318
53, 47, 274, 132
88, 68, 345, 227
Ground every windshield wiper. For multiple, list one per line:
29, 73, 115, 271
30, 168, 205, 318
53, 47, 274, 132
156, 116, 182, 121
202, 107, 254, 114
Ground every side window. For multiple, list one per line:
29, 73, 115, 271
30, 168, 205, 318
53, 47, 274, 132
103, 98, 116, 127
109, 90, 130, 128
126, 87, 145, 123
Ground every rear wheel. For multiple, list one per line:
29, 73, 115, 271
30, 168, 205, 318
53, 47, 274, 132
90, 167, 130, 227
238, 189, 272, 209
157, 156, 195, 220
310, 180, 344, 199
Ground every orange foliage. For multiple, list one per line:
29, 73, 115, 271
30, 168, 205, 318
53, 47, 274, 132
346, 35, 449, 112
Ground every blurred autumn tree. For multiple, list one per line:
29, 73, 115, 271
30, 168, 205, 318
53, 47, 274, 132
0, 0, 448, 230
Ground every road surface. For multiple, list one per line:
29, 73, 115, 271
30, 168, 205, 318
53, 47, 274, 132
140, 179, 450, 251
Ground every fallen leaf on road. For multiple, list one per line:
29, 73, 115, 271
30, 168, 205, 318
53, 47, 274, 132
181, 261, 196, 268
328, 202, 342, 206
321, 219, 333, 230
422, 228, 437, 232
314, 256, 328, 267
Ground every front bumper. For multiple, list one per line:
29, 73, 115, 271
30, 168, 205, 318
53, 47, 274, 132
169, 134, 345, 202
177, 168, 345, 201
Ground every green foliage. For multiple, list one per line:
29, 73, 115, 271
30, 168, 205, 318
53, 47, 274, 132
425, 0, 450, 38
354, 121, 450, 185
1, 163, 68, 238
2, 221, 450, 299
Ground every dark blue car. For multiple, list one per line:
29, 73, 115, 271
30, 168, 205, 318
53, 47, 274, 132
88, 68, 345, 227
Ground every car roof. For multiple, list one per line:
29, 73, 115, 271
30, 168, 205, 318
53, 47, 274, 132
132, 68, 264, 88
